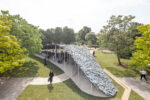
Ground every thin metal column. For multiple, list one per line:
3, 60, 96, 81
55, 44, 56, 62
78, 64, 79, 82
64, 51, 65, 71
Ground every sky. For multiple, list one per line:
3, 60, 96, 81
0, 0, 150, 33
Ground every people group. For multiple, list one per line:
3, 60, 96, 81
43, 49, 74, 65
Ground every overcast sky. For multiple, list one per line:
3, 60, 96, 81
0, 0, 150, 33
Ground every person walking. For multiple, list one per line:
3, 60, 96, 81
140, 70, 147, 81
48, 71, 54, 85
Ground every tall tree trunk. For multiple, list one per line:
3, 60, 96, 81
117, 53, 122, 65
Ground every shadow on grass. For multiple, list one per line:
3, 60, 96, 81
0, 55, 63, 77
30, 55, 63, 75
47, 84, 54, 93
0, 60, 39, 77
62, 79, 113, 100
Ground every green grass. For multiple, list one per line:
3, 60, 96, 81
0, 56, 63, 77
95, 51, 139, 77
129, 90, 144, 100
17, 79, 124, 100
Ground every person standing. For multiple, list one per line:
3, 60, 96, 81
44, 57, 47, 65
140, 70, 147, 81
93, 51, 95, 57
48, 71, 54, 85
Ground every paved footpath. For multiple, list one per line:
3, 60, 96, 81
30, 73, 69, 85
104, 69, 131, 100
0, 73, 69, 100
0, 78, 33, 100
119, 77, 150, 100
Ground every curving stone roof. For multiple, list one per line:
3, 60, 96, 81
61, 45, 117, 96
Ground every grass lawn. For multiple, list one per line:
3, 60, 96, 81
0, 56, 63, 77
129, 90, 144, 100
95, 50, 139, 77
17, 79, 124, 100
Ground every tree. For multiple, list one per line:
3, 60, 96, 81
130, 25, 150, 69
85, 32, 97, 45
63, 26, 75, 44
1, 10, 43, 55
40, 28, 54, 46
0, 14, 25, 73
119, 22, 142, 59
54, 27, 63, 44
78, 26, 91, 44
41, 26, 75, 45
99, 15, 135, 65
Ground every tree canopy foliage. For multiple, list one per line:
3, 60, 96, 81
130, 25, 150, 69
40, 28, 54, 45
40, 26, 75, 45
63, 26, 75, 44
85, 32, 97, 45
0, 13, 25, 73
78, 26, 91, 44
54, 27, 63, 44
98, 15, 141, 65
0, 10, 43, 55
40, 26, 95, 46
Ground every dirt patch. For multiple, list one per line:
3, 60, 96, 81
101, 50, 114, 54
114, 63, 128, 67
